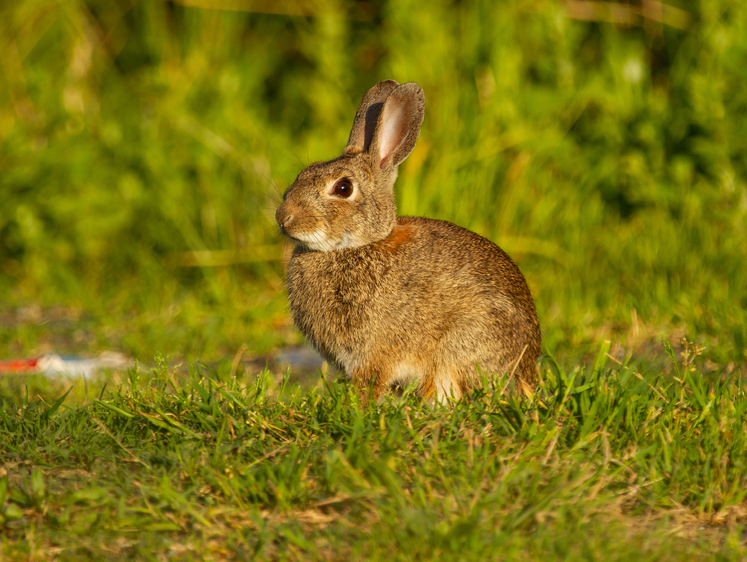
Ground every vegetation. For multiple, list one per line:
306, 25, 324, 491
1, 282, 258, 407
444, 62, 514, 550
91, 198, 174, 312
1, 353, 746, 560
1, 0, 745, 559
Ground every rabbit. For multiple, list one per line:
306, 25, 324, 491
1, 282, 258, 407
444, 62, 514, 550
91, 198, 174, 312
275, 80, 541, 402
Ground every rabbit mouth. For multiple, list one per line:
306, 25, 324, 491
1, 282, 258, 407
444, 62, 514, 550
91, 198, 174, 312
283, 228, 338, 252
285, 228, 363, 252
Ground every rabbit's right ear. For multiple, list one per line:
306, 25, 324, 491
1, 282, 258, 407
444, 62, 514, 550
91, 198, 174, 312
345, 80, 400, 156
370, 83, 425, 169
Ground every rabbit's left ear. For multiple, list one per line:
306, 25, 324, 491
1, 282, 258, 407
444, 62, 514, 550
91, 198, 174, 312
370, 83, 425, 169
345, 80, 400, 156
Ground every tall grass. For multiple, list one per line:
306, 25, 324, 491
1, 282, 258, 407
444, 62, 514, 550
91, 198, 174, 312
1, 0, 745, 365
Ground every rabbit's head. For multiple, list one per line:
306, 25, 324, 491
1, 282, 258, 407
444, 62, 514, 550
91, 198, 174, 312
276, 81, 425, 251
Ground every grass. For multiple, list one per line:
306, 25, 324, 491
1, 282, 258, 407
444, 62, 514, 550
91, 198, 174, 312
1, 345, 746, 560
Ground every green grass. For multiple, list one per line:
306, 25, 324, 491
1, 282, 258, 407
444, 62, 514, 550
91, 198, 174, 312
1, 348, 745, 560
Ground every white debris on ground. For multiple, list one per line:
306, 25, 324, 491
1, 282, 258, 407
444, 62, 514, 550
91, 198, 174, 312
0, 352, 132, 380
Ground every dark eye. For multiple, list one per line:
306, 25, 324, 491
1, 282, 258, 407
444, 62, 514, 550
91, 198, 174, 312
332, 179, 353, 198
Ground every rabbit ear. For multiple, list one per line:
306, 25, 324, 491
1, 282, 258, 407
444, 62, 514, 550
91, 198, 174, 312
370, 82, 425, 169
345, 80, 400, 155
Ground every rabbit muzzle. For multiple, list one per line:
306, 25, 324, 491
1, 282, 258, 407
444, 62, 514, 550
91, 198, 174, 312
275, 204, 294, 234
275, 199, 338, 251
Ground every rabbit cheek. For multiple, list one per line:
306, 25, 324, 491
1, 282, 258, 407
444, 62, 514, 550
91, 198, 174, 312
332, 232, 362, 250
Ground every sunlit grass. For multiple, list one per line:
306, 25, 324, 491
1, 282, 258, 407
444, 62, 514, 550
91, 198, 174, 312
1, 348, 745, 560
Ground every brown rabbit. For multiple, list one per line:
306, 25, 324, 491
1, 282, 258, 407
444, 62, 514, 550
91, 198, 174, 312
276, 80, 541, 401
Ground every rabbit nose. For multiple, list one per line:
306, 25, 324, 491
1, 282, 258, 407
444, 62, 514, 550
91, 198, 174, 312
276, 207, 294, 231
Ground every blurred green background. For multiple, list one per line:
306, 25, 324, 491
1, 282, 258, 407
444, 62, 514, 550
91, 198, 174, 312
1, 0, 745, 370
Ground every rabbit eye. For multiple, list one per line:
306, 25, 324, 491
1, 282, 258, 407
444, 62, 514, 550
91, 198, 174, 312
332, 179, 353, 199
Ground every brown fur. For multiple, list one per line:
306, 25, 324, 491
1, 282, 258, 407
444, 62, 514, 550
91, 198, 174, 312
378, 223, 413, 255
276, 81, 541, 402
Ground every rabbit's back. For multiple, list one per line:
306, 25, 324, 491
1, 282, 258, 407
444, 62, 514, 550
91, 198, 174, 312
286, 216, 541, 398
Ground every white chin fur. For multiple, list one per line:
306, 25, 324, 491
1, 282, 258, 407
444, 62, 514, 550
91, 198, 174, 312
291, 229, 364, 252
